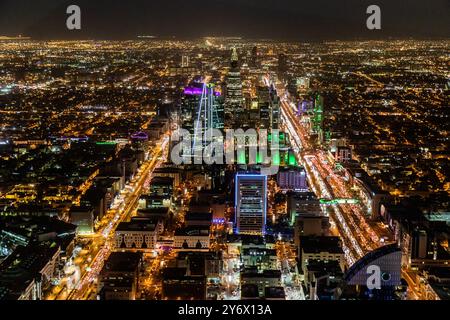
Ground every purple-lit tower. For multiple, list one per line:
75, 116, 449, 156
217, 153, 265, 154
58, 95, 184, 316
180, 82, 224, 154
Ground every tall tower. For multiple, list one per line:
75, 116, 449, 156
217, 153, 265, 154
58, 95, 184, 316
312, 94, 324, 143
257, 86, 270, 129
225, 47, 244, 128
235, 173, 267, 235
269, 85, 280, 130
181, 82, 223, 156
231, 47, 239, 68
257, 85, 280, 130
278, 53, 288, 78
191, 83, 223, 151
250, 46, 258, 68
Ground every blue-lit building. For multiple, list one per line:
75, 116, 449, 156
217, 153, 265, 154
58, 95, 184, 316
235, 173, 267, 235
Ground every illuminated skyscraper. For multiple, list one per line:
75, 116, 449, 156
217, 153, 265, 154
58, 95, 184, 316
181, 55, 189, 67
225, 47, 244, 128
258, 86, 270, 129
181, 81, 224, 156
312, 93, 324, 143
250, 46, 258, 68
270, 85, 280, 130
235, 173, 267, 235
257, 85, 280, 130
278, 53, 288, 77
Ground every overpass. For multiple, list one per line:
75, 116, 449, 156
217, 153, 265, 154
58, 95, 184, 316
319, 198, 359, 205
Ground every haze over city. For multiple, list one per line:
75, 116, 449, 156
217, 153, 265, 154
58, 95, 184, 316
0, 0, 449, 40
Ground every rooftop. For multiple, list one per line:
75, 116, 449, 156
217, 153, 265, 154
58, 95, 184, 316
174, 226, 210, 237
102, 252, 142, 273
300, 236, 344, 254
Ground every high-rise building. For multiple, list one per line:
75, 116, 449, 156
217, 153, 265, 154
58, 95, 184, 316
344, 244, 402, 300
169, 55, 195, 76
235, 173, 267, 235
412, 229, 428, 259
178, 82, 224, 164
312, 93, 324, 143
225, 48, 244, 128
258, 93, 270, 130
250, 46, 258, 68
278, 53, 288, 77
181, 55, 189, 67
336, 146, 352, 163
257, 86, 280, 129
270, 86, 280, 130
181, 81, 224, 150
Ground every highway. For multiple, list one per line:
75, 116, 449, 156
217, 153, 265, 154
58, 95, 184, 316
345, 71, 384, 87
275, 81, 435, 299
67, 134, 169, 300
277, 84, 387, 266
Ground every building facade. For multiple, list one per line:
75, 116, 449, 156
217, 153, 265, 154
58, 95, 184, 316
235, 174, 267, 235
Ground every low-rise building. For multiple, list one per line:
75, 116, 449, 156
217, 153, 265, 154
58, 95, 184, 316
240, 268, 282, 296
0, 243, 60, 300
115, 218, 162, 251
299, 236, 345, 272
70, 206, 95, 235
241, 247, 278, 271
149, 177, 174, 197
98, 252, 142, 300
161, 267, 206, 300
185, 212, 212, 227
287, 191, 322, 226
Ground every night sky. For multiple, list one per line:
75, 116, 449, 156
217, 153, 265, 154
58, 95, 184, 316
0, 0, 449, 40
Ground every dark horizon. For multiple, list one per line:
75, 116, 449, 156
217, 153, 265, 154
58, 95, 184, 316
0, 0, 449, 41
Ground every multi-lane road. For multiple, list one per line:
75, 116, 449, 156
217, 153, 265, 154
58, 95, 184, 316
279, 93, 383, 265
276, 83, 434, 299
66, 134, 169, 300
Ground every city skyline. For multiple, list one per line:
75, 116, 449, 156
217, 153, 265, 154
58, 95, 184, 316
0, 1, 449, 305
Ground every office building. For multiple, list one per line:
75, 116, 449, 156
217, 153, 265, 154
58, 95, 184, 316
98, 252, 142, 300
277, 167, 308, 192
278, 53, 288, 77
241, 268, 282, 296
115, 218, 161, 251
250, 46, 259, 68
225, 47, 244, 127
162, 267, 206, 300
235, 174, 267, 235
287, 191, 322, 226
257, 86, 280, 130
298, 236, 345, 272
